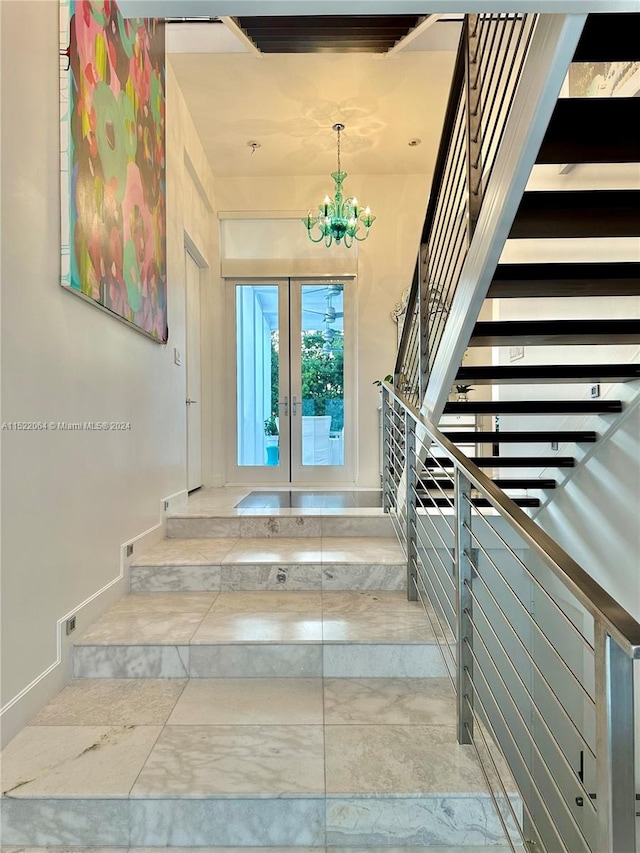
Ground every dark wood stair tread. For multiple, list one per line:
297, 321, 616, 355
510, 190, 640, 239
538, 99, 640, 164
441, 430, 597, 442
417, 495, 540, 508
573, 14, 640, 62
444, 400, 622, 415
455, 364, 640, 384
422, 478, 557, 490
470, 319, 640, 347
423, 457, 576, 468
487, 263, 640, 299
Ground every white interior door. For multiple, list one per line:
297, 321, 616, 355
185, 250, 202, 491
225, 277, 355, 486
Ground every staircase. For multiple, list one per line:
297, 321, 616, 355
0, 491, 515, 849
442, 13, 640, 502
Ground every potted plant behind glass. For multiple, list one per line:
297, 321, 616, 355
454, 384, 474, 403
264, 415, 279, 466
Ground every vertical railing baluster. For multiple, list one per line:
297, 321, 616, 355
465, 13, 483, 240
594, 621, 637, 853
418, 244, 429, 405
382, 386, 391, 513
455, 467, 474, 744
405, 410, 418, 601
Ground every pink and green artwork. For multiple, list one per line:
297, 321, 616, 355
60, 0, 167, 342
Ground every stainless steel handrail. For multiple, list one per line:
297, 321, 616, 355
383, 382, 640, 659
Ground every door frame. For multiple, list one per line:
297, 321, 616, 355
223, 275, 357, 486
184, 236, 207, 492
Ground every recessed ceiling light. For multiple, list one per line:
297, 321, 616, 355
408, 138, 422, 147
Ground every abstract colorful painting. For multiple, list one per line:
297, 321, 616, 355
60, 0, 167, 342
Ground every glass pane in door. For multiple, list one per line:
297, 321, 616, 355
300, 283, 344, 467
235, 284, 280, 467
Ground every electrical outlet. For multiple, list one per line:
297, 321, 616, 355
173, 347, 182, 366
590, 384, 600, 399
126, 543, 134, 557
66, 616, 76, 635
551, 441, 559, 451
509, 345, 524, 362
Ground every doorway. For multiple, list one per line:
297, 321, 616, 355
225, 277, 355, 485
185, 248, 203, 491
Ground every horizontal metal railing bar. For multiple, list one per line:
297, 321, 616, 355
462, 689, 572, 853
463, 507, 596, 656
412, 511, 457, 579
465, 577, 598, 777
465, 645, 593, 853
463, 547, 596, 705
462, 692, 533, 852
413, 463, 455, 511
414, 539, 457, 624
383, 384, 640, 658
465, 564, 597, 757
415, 570, 458, 678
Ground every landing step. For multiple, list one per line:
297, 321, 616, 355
441, 430, 597, 443
470, 319, 640, 347
487, 262, 640, 298
424, 456, 575, 469
456, 363, 640, 384
131, 537, 404, 592
573, 13, 640, 61
418, 495, 540, 508
165, 513, 394, 540
510, 190, 640, 239
538, 98, 640, 164
444, 400, 621, 415
427, 478, 557, 490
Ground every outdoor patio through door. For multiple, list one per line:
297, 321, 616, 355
225, 278, 355, 485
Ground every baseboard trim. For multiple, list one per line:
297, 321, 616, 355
0, 489, 183, 747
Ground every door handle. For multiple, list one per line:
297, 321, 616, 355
292, 396, 298, 416
279, 396, 289, 416
186, 399, 198, 406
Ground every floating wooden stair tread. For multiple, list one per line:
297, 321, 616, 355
417, 495, 540, 509
424, 456, 575, 469
510, 190, 640, 239
573, 14, 640, 62
470, 320, 640, 347
455, 364, 640, 385
441, 431, 597, 443
425, 478, 557, 490
487, 263, 640, 299
538, 99, 640, 164
444, 400, 621, 415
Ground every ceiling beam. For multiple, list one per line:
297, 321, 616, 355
119, 2, 640, 19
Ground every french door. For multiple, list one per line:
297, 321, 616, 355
225, 277, 355, 484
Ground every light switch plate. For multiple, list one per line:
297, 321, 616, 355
509, 346, 524, 362
174, 348, 182, 366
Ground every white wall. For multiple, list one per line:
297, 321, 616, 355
214, 173, 431, 486
0, 2, 219, 745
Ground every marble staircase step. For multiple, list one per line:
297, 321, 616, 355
72, 592, 448, 679
165, 512, 395, 539
130, 536, 406, 592
1, 676, 516, 848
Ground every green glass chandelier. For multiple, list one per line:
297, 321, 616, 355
303, 123, 376, 248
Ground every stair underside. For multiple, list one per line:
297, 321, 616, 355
455, 363, 640, 384
425, 457, 575, 468
538, 98, 640, 164
419, 495, 540, 508
486, 263, 640, 299
441, 431, 596, 443
444, 400, 621, 415
510, 190, 640, 239
573, 13, 640, 61
427, 478, 557, 490
470, 319, 640, 347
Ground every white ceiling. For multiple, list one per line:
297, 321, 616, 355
168, 20, 460, 178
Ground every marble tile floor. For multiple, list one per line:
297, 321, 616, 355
1, 678, 514, 847
0, 847, 515, 852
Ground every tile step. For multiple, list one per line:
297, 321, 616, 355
72, 641, 449, 678
131, 562, 405, 592
165, 514, 395, 539
1, 794, 516, 847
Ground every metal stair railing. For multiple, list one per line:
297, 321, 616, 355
382, 382, 639, 853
